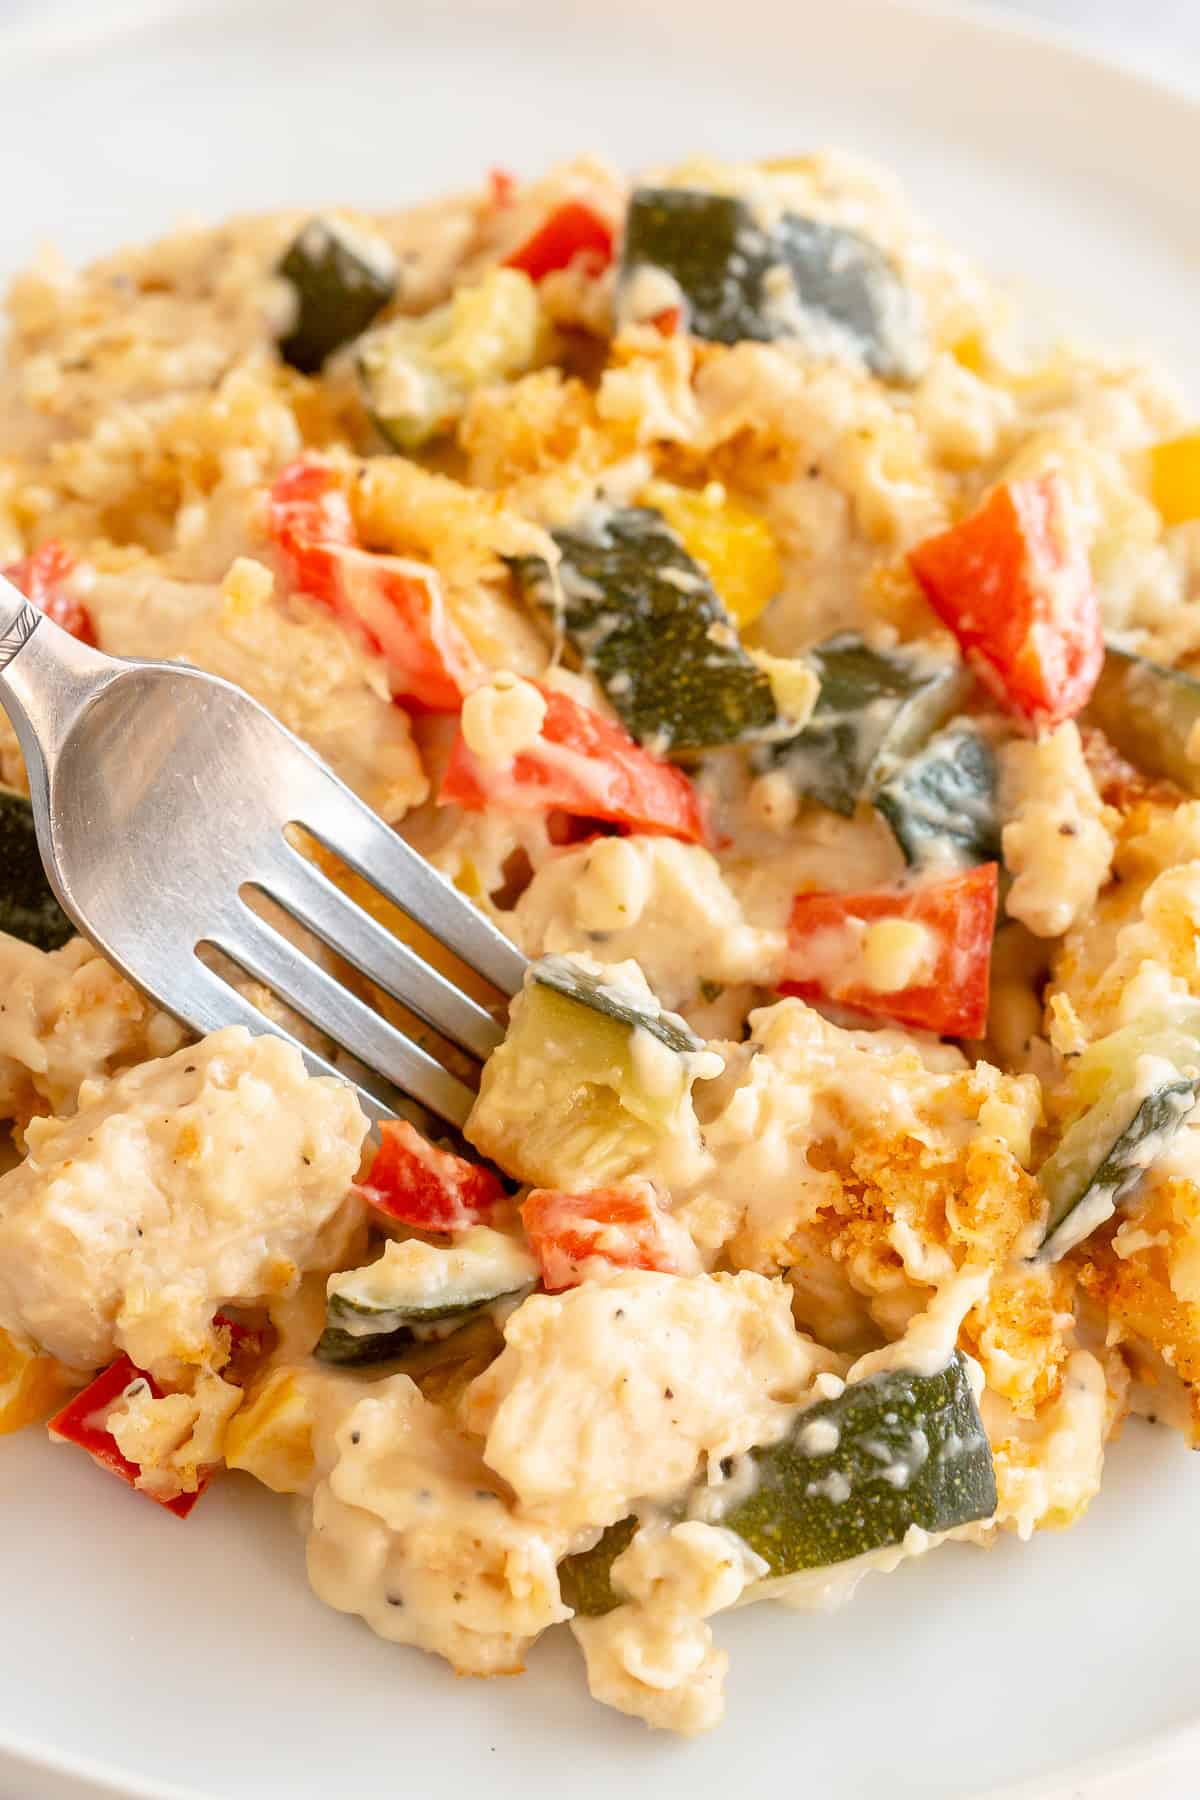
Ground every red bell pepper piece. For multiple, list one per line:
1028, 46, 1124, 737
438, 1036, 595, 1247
780, 863, 999, 1038
266, 458, 484, 710
45, 1312, 264, 1518
356, 1119, 506, 1232
521, 1181, 686, 1292
503, 200, 615, 282
908, 474, 1102, 729
438, 684, 707, 844
488, 166, 519, 209
47, 1357, 205, 1519
4, 542, 96, 646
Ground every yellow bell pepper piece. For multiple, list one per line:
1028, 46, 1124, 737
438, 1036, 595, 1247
224, 1368, 315, 1495
1149, 432, 1200, 526
0, 1328, 71, 1435
640, 480, 781, 629
950, 333, 988, 376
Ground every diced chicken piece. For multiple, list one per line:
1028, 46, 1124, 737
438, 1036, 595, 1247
462, 1269, 834, 1530
0, 932, 185, 1125
572, 1522, 762, 1735
306, 1374, 568, 1676
0, 1027, 367, 1378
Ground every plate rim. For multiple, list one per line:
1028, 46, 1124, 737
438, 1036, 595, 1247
1, 2, 1198, 1796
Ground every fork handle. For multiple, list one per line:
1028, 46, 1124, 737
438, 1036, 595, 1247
0, 580, 39, 672
0, 572, 119, 782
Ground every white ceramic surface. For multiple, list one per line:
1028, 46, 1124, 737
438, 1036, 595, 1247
2, 2, 1199, 1795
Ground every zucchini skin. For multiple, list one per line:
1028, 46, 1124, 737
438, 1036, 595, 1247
315, 1321, 426, 1365
0, 790, 73, 951
558, 1516, 639, 1617
719, 1354, 995, 1574
317, 1228, 535, 1367
316, 1309, 502, 1368
1037, 1075, 1200, 1263
560, 1353, 995, 1615
277, 218, 396, 374
511, 507, 777, 753
761, 633, 970, 816
620, 189, 776, 347
873, 724, 1000, 868
1085, 644, 1200, 793
532, 956, 702, 1056
618, 188, 921, 380
774, 214, 922, 382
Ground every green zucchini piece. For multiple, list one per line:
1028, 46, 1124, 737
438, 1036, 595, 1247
466, 954, 718, 1189
873, 724, 1000, 868
773, 214, 924, 383
1085, 644, 1200, 793
760, 633, 971, 816
1036, 1019, 1200, 1262
532, 956, 701, 1055
357, 267, 541, 450
559, 1516, 639, 1617
277, 218, 397, 374
0, 790, 73, 951
316, 1226, 536, 1366
717, 1353, 995, 1573
617, 188, 923, 380
561, 1353, 994, 1614
511, 506, 777, 753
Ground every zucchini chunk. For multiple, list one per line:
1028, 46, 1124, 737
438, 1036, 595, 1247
617, 188, 923, 380
760, 633, 970, 816
510, 505, 778, 753
276, 217, 397, 374
1036, 1019, 1200, 1262
561, 1353, 994, 1615
873, 724, 1000, 868
357, 267, 540, 450
466, 954, 720, 1189
558, 1515, 639, 1617
1085, 644, 1200, 793
0, 790, 73, 951
316, 1226, 536, 1365
716, 1353, 995, 1574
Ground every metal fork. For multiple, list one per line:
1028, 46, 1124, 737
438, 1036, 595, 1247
0, 577, 527, 1127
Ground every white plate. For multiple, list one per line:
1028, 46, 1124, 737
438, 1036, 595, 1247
2, 2, 1199, 1795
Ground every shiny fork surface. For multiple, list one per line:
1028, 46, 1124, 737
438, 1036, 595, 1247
0, 577, 527, 1127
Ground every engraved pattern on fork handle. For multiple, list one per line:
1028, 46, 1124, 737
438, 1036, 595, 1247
0, 601, 39, 672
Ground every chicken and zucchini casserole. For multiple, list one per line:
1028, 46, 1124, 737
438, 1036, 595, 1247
4, 152, 1200, 1733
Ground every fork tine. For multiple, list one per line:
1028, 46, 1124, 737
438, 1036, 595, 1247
167, 957, 401, 1126
209, 902, 477, 1127
294, 768, 528, 996
254, 843, 505, 1062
